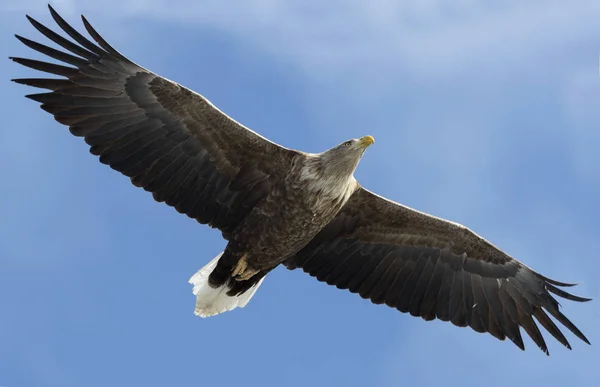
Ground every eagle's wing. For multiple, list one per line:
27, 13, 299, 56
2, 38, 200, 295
11, 6, 300, 238
286, 186, 591, 354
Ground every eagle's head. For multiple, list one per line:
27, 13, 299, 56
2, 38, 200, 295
319, 135, 375, 179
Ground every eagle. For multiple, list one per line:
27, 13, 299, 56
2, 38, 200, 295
11, 5, 590, 355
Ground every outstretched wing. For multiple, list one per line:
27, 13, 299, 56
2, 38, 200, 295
286, 187, 591, 354
11, 5, 300, 238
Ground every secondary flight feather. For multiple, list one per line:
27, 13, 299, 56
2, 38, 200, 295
11, 5, 591, 355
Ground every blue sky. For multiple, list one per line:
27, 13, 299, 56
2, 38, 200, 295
1, 1, 599, 386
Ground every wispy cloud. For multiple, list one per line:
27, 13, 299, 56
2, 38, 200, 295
5, 0, 600, 81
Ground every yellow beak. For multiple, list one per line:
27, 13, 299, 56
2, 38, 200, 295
358, 135, 375, 147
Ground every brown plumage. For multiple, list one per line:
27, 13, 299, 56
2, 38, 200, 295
11, 5, 591, 354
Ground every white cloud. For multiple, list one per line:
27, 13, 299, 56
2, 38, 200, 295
4, 0, 600, 81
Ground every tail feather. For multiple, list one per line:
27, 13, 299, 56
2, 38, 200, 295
189, 251, 264, 318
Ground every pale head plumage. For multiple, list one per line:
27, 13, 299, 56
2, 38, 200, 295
298, 135, 374, 207
319, 135, 375, 180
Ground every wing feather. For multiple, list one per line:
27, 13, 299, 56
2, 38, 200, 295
12, 5, 300, 238
286, 187, 591, 353
434, 264, 455, 321
420, 254, 446, 320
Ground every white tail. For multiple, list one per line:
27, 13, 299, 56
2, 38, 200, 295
188, 251, 265, 318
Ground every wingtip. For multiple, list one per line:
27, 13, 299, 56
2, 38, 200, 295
536, 343, 549, 356
546, 282, 592, 303
542, 276, 578, 287
26, 14, 45, 30
48, 3, 64, 23
81, 14, 92, 28
14, 34, 26, 44
511, 335, 525, 351
24, 93, 49, 103
581, 335, 591, 346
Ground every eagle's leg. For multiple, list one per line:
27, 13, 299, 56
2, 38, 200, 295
231, 254, 259, 281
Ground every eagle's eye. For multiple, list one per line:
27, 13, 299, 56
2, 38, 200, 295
342, 140, 352, 147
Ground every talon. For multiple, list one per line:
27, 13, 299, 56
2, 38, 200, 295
231, 254, 259, 281
237, 267, 259, 281
231, 254, 247, 277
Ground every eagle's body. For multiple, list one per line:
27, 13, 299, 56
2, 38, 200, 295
210, 152, 360, 296
231, 154, 358, 268
11, 5, 591, 355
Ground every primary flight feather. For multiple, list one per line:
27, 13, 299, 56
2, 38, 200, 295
11, 5, 591, 355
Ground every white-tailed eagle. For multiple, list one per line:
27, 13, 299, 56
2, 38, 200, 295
10, 5, 591, 355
